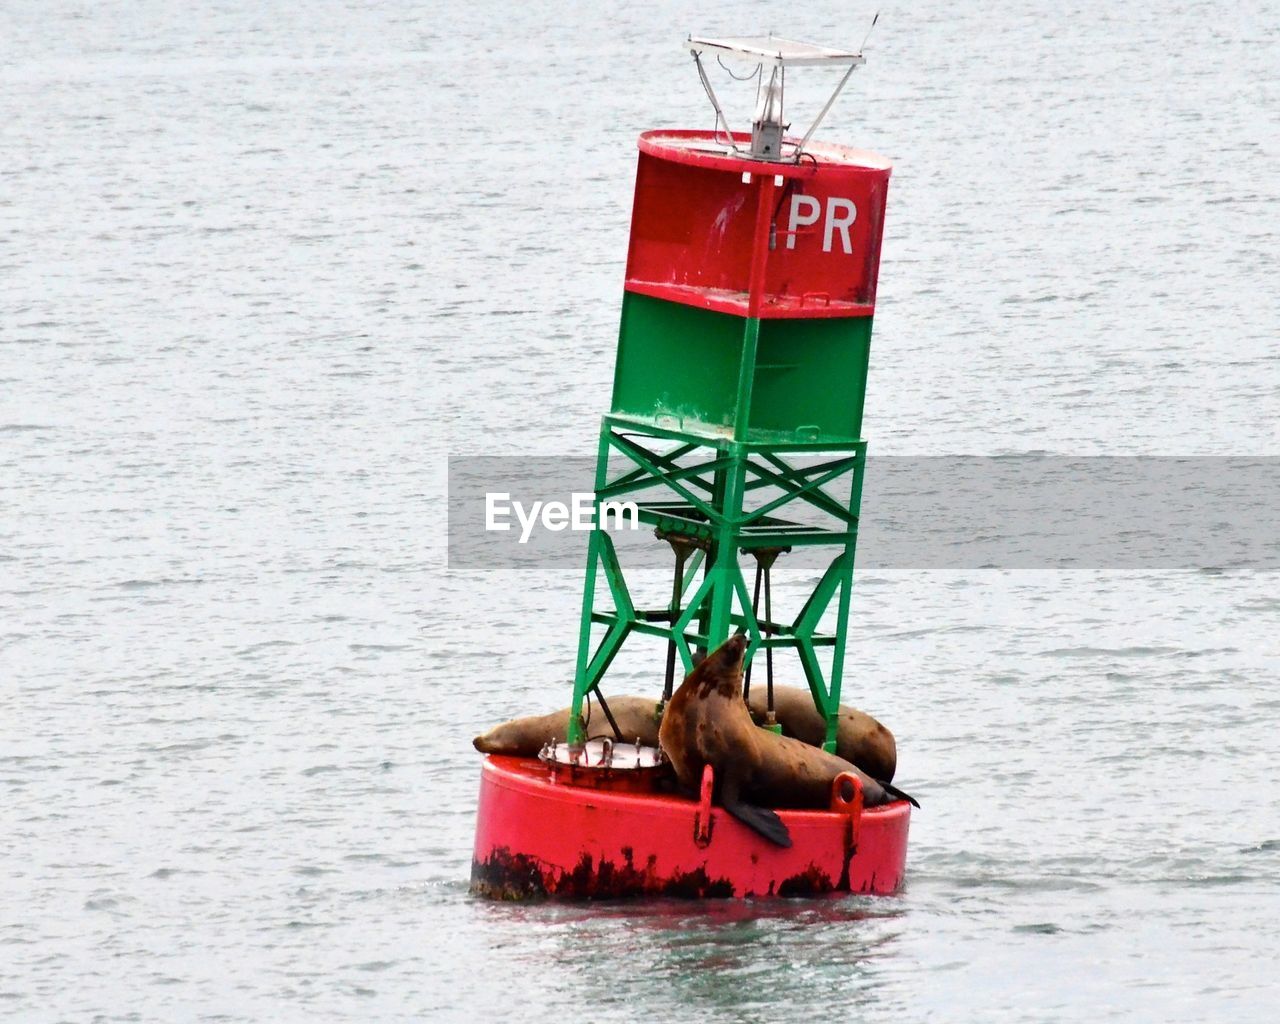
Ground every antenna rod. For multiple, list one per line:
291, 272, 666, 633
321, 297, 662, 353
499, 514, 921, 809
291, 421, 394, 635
794, 59, 860, 157
860, 10, 881, 54
691, 49, 740, 151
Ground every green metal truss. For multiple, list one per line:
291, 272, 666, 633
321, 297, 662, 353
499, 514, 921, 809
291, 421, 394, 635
568, 416, 867, 752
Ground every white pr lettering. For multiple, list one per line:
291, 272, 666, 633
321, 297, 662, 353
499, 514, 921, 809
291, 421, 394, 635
823, 198, 857, 254
786, 195, 821, 250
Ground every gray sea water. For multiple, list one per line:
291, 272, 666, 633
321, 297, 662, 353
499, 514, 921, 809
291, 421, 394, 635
3, 1, 1278, 1021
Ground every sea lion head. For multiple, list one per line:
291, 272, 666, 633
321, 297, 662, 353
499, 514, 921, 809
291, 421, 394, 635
690, 633, 748, 699
472, 718, 536, 755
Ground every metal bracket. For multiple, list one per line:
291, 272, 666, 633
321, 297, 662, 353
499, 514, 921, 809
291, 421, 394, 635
830, 771, 865, 853
692, 763, 716, 847
687, 34, 868, 162
691, 50, 741, 153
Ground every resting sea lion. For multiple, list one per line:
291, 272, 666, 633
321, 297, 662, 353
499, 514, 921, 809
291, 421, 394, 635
748, 685, 898, 782
472, 695, 660, 755
660, 635, 917, 848
476, 687, 894, 773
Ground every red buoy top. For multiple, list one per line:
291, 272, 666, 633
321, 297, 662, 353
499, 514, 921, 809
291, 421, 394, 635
625, 129, 892, 319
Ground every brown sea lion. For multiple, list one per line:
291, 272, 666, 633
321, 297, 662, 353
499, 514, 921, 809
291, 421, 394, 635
472, 695, 661, 756
659, 635, 917, 848
476, 687, 895, 774
748, 685, 898, 782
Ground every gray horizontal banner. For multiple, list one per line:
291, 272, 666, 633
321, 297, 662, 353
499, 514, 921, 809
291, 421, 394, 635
447, 456, 1280, 571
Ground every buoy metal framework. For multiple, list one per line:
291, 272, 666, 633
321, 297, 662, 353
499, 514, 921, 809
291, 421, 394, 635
568, 37, 892, 749
472, 35, 909, 899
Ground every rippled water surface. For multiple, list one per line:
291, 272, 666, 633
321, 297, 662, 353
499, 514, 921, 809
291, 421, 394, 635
3, 1, 1278, 1021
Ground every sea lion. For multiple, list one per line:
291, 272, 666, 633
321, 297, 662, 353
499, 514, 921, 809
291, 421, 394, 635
474, 688, 895, 780
748, 685, 898, 782
659, 635, 917, 848
473, 695, 661, 756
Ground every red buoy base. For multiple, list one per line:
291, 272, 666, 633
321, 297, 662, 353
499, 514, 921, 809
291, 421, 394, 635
471, 755, 910, 900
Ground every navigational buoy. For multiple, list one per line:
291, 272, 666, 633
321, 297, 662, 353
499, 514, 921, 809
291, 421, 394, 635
472, 34, 910, 900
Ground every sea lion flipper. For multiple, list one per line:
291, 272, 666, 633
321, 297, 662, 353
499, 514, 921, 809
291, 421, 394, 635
722, 795, 792, 848
880, 780, 920, 808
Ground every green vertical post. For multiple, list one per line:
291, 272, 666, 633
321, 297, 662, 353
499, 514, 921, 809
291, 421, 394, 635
568, 424, 615, 744
822, 449, 866, 751
733, 318, 761, 442
705, 448, 747, 642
